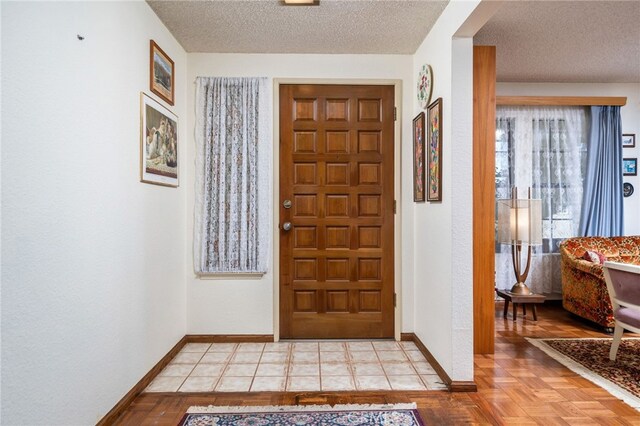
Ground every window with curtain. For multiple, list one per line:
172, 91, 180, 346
193, 77, 270, 274
495, 106, 588, 294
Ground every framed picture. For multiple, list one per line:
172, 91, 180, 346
623, 182, 634, 198
623, 134, 636, 148
417, 64, 433, 110
623, 158, 637, 176
150, 40, 175, 106
426, 98, 443, 202
413, 112, 426, 202
141, 93, 178, 187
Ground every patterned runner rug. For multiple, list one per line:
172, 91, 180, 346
527, 337, 640, 411
179, 403, 424, 426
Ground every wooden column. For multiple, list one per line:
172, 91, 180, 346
473, 46, 496, 354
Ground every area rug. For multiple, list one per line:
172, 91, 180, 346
527, 337, 640, 411
179, 403, 424, 426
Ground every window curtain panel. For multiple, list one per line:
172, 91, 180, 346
194, 77, 271, 274
495, 106, 588, 294
579, 106, 624, 237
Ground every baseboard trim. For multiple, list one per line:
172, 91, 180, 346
449, 381, 478, 392
400, 333, 414, 342
99, 334, 274, 424
97, 336, 188, 426
401, 332, 477, 393
185, 334, 275, 343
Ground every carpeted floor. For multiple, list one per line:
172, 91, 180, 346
179, 403, 424, 426
527, 337, 640, 411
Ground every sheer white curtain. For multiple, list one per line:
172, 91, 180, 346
194, 77, 271, 274
495, 106, 588, 294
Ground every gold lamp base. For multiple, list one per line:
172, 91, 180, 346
510, 282, 532, 295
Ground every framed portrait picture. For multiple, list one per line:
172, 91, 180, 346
623, 158, 637, 176
426, 98, 443, 202
141, 93, 178, 187
150, 40, 175, 106
413, 112, 426, 202
623, 134, 636, 148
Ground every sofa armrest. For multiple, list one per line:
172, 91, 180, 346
565, 256, 605, 279
560, 249, 604, 280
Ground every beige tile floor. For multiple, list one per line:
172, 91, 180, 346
146, 340, 447, 393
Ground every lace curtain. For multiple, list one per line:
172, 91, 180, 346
194, 77, 270, 274
495, 106, 588, 294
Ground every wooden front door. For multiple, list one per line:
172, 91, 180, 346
279, 84, 395, 339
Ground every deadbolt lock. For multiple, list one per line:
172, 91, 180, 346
283, 199, 292, 209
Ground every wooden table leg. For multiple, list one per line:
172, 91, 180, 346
532, 304, 538, 321
503, 299, 509, 319
513, 302, 517, 321
523, 304, 527, 317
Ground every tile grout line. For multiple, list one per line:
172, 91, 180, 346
284, 343, 292, 392
247, 343, 265, 392
404, 344, 443, 390
370, 342, 392, 391
346, 342, 359, 391
399, 343, 427, 390
348, 341, 365, 391
175, 344, 209, 392
187, 344, 212, 388
213, 343, 238, 391
317, 344, 322, 392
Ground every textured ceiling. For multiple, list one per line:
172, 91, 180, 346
147, 0, 448, 54
474, 1, 640, 83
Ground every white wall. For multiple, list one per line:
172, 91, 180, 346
186, 54, 414, 335
1, 2, 187, 424
410, 0, 483, 383
497, 83, 640, 235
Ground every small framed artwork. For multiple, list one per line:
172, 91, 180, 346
623, 134, 636, 148
426, 97, 443, 202
150, 40, 174, 106
623, 182, 634, 198
141, 93, 178, 187
413, 112, 426, 202
417, 64, 433, 110
623, 158, 637, 176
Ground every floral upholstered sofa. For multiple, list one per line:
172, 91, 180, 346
560, 236, 640, 329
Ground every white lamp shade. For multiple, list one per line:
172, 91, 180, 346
497, 198, 542, 245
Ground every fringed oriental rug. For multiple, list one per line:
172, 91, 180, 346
179, 403, 424, 426
527, 337, 640, 411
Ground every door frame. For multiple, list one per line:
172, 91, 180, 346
272, 78, 403, 341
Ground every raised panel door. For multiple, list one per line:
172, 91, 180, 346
279, 84, 394, 339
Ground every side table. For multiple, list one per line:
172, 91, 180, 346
495, 288, 546, 321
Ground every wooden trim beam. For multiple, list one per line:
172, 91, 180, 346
185, 334, 275, 343
473, 46, 496, 355
496, 96, 627, 107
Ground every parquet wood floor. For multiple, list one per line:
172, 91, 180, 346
113, 302, 640, 425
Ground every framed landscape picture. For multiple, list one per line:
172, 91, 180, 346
623, 158, 637, 176
426, 98, 442, 202
141, 93, 178, 187
413, 112, 426, 202
623, 134, 636, 148
150, 40, 174, 106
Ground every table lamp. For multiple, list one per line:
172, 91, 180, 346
497, 188, 543, 295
